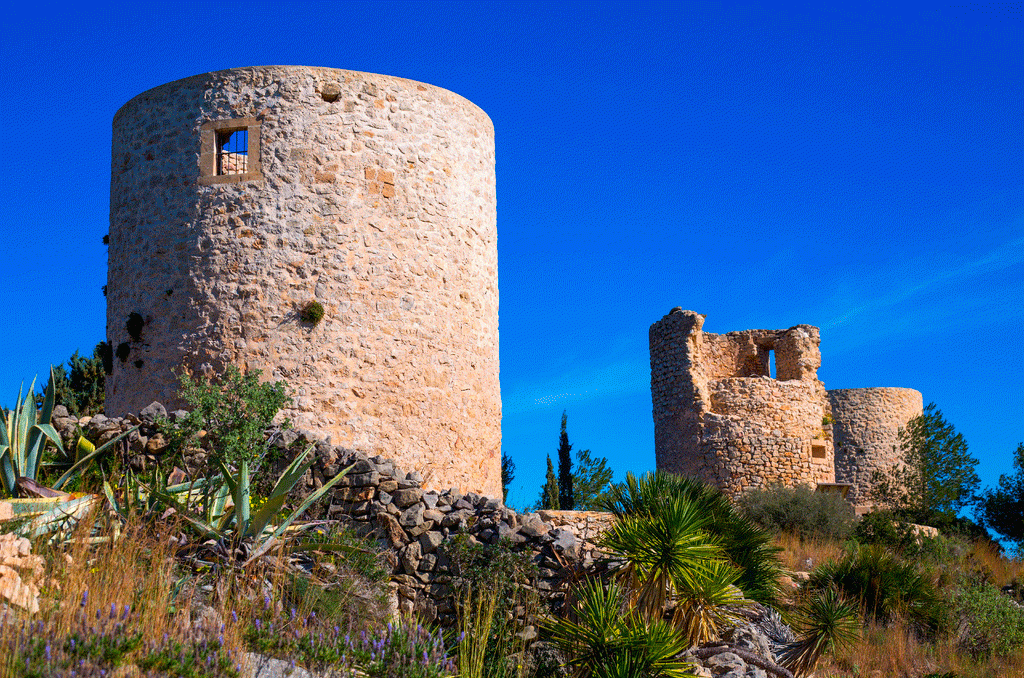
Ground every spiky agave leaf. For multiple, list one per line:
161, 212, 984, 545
0, 370, 65, 496
779, 586, 861, 677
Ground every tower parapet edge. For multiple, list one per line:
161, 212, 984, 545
106, 66, 500, 497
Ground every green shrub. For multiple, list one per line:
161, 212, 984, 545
807, 544, 940, 628
42, 343, 107, 417
159, 365, 290, 474
947, 581, 1024, 657
444, 534, 539, 678
601, 471, 784, 606
738, 484, 855, 541
544, 578, 692, 678
300, 301, 325, 325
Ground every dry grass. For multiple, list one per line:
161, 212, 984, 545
815, 619, 1024, 678
0, 510, 390, 677
774, 530, 848, 573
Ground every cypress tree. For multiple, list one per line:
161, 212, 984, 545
540, 454, 559, 510
557, 410, 574, 510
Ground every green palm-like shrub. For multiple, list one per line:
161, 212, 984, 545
545, 578, 693, 678
674, 559, 752, 647
807, 544, 940, 628
600, 493, 725, 624
947, 580, 1024, 658
738, 483, 855, 541
779, 586, 861, 677
601, 471, 784, 605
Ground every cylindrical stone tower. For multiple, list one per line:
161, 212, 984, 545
106, 66, 500, 497
829, 388, 923, 509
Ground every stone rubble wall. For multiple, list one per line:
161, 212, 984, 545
106, 66, 500, 497
703, 378, 834, 495
50, 406, 614, 626
828, 388, 923, 509
650, 309, 833, 497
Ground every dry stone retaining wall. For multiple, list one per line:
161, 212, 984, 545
828, 388, 923, 509
106, 66, 500, 497
51, 406, 613, 626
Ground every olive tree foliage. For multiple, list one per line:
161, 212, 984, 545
978, 443, 1024, 551
870, 403, 980, 523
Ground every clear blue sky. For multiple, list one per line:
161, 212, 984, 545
1, 2, 1020, 512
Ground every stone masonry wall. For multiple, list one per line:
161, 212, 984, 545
106, 66, 500, 496
829, 388, 923, 509
650, 309, 833, 497
49, 406, 613, 628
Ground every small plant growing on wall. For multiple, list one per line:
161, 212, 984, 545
300, 301, 325, 326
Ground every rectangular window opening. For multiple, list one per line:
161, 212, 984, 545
811, 441, 827, 459
217, 129, 249, 175
768, 349, 775, 379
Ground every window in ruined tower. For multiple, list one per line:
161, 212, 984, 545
768, 349, 776, 379
217, 129, 248, 175
811, 441, 828, 459
199, 118, 262, 185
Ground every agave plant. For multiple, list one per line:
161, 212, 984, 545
779, 586, 861, 677
143, 444, 351, 564
0, 368, 64, 497
545, 578, 693, 678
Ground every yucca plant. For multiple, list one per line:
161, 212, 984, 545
673, 559, 752, 646
779, 586, 861, 677
601, 471, 784, 606
806, 544, 940, 628
545, 578, 693, 678
600, 493, 725, 623
0, 367, 64, 496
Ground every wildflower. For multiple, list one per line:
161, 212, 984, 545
80, 590, 89, 608
264, 594, 271, 610
231, 610, 238, 624
121, 604, 131, 620
45, 643, 52, 661
110, 603, 117, 619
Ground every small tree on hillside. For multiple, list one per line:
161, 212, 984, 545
572, 447, 614, 510
501, 450, 516, 503
536, 454, 559, 510
979, 443, 1024, 552
557, 410, 574, 510
871, 403, 980, 524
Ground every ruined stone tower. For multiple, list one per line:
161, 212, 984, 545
106, 66, 501, 497
649, 309, 834, 496
649, 309, 923, 508
829, 388, 923, 509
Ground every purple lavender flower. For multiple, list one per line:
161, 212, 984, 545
80, 590, 89, 608
264, 594, 271, 610
110, 603, 117, 619
121, 604, 131, 620
231, 610, 238, 623
45, 643, 52, 661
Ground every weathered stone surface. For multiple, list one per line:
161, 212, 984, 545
391, 488, 423, 508
377, 513, 407, 548
140, 401, 167, 422
399, 503, 425, 528
106, 66, 501, 498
